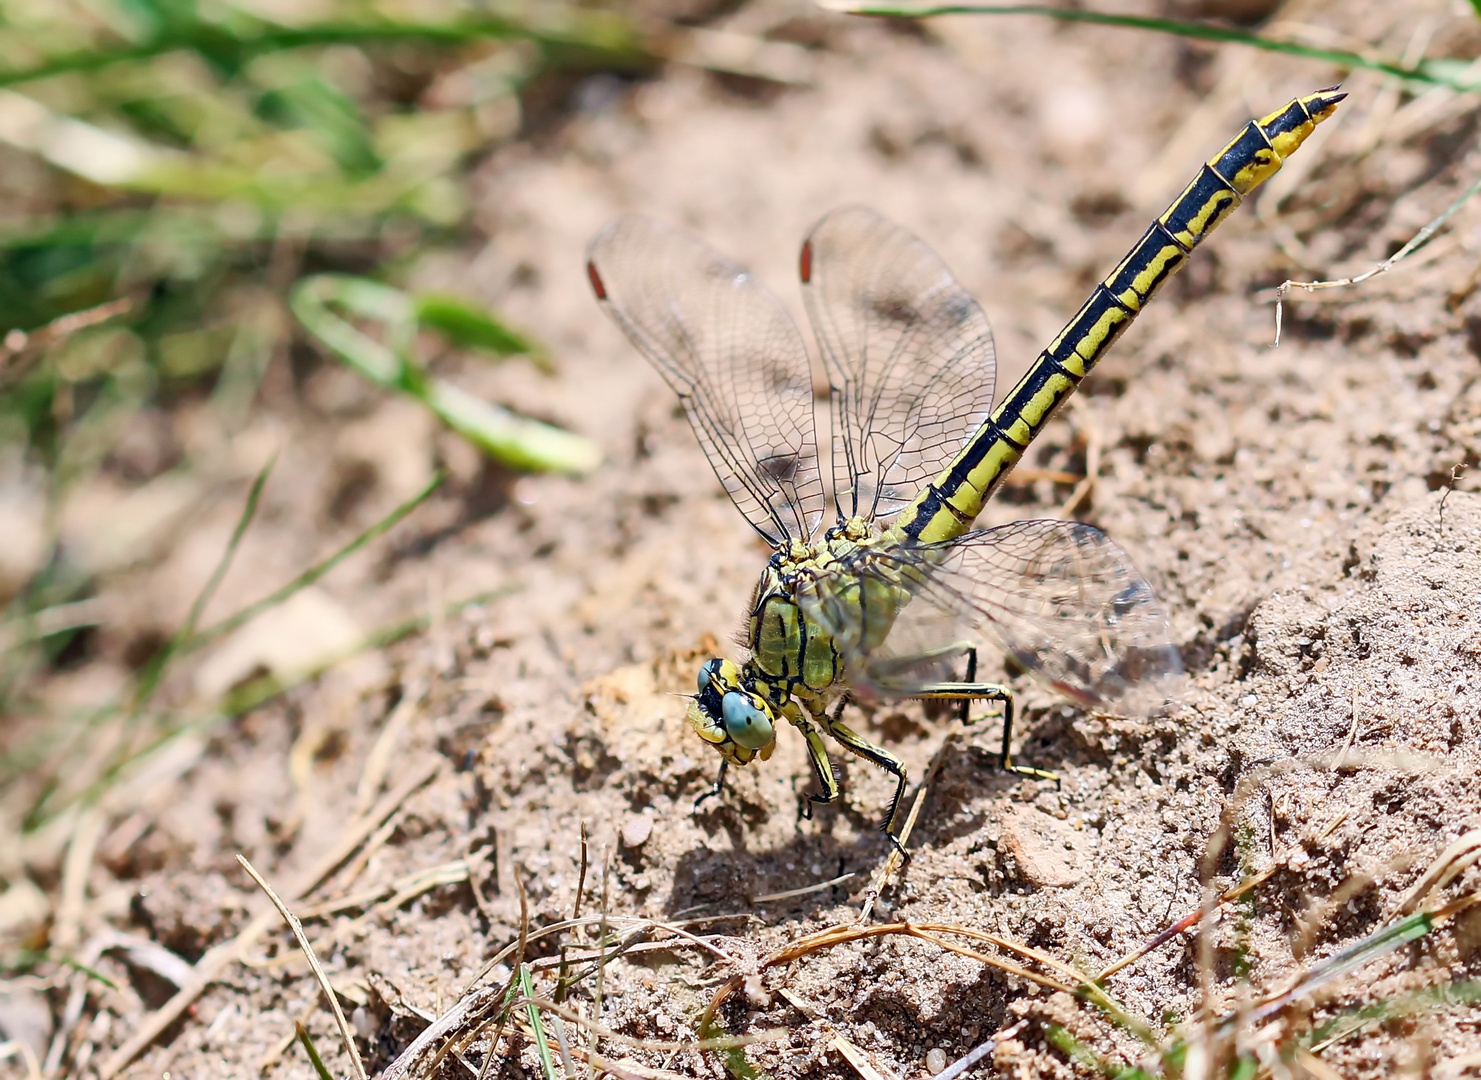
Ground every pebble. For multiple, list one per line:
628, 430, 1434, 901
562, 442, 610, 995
621, 815, 653, 848
926, 1048, 948, 1074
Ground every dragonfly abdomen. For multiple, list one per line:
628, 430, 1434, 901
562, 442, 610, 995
891, 87, 1344, 547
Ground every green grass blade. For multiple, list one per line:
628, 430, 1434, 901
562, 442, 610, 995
291, 273, 601, 474
0, 13, 650, 90
186, 471, 444, 656
295, 1021, 337, 1080
412, 293, 549, 369
130, 454, 275, 711
289, 275, 411, 388
520, 964, 559, 1080
835, 4, 1481, 93
1244, 911, 1435, 1025
425, 380, 601, 474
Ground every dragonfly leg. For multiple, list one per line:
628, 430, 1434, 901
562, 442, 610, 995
821, 712, 911, 858
795, 719, 839, 821
913, 681, 1059, 784
961, 646, 977, 725
693, 760, 729, 812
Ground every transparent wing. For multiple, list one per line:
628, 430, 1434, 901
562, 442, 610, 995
588, 215, 825, 545
800, 206, 997, 526
798, 521, 1182, 717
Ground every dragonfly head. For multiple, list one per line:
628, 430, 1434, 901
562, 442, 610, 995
688, 658, 776, 765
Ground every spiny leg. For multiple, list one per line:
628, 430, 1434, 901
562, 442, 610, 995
796, 719, 839, 821
914, 679, 1058, 783
821, 707, 912, 858
694, 760, 729, 812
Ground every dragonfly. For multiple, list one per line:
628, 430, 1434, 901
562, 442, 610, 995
586, 88, 1343, 850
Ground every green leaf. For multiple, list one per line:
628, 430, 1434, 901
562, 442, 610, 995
412, 292, 547, 367
290, 273, 601, 474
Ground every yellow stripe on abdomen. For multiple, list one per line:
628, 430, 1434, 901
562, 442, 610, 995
890, 86, 1344, 546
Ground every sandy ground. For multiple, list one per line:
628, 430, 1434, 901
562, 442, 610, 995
6, 0, 1481, 1077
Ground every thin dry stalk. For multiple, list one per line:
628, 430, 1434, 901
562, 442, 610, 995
355, 676, 428, 818
1398, 830, 1481, 915
1055, 401, 1100, 520
700, 920, 1081, 1031
830, 1035, 896, 1080
237, 855, 367, 1080
556, 822, 590, 1004
1098, 864, 1281, 980
753, 871, 856, 903
466, 867, 534, 1080
859, 730, 960, 923
0, 1039, 43, 1080
1271, 173, 1481, 345
52, 805, 105, 953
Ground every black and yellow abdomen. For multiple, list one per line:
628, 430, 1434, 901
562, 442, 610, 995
890, 87, 1345, 547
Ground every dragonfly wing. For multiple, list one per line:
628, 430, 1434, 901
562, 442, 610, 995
802, 522, 1182, 717
588, 215, 826, 544
800, 206, 997, 526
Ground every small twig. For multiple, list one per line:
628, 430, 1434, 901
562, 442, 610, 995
238, 856, 367, 1080
1271, 174, 1481, 346
1100, 864, 1282, 982
0, 295, 136, 382
1440, 462, 1469, 531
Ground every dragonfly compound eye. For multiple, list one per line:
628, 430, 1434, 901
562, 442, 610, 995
698, 658, 723, 695
721, 692, 774, 749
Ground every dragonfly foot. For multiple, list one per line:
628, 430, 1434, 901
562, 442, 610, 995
885, 830, 912, 863
693, 761, 729, 813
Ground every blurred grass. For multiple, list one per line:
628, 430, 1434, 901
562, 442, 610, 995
0, 0, 649, 463
835, 3, 1481, 93
0, 0, 652, 724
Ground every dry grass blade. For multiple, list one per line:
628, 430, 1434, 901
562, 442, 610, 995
934, 1021, 1026, 1080
700, 920, 1083, 1032
752, 871, 856, 903
1098, 864, 1281, 980
859, 729, 961, 923
1271, 173, 1481, 345
0, 1039, 43, 1080
1398, 830, 1481, 915
237, 855, 367, 1080
97, 757, 440, 1079
831, 1035, 896, 1080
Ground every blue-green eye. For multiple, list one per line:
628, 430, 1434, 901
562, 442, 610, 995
721, 692, 774, 749
698, 659, 722, 695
